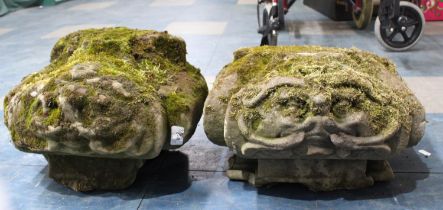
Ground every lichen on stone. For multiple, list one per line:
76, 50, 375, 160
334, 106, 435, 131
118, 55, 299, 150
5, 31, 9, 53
204, 45, 425, 154
4, 27, 208, 159
204, 45, 426, 191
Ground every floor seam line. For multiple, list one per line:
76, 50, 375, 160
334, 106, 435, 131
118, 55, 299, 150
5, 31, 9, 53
136, 156, 168, 210
188, 169, 226, 172
394, 171, 443, 174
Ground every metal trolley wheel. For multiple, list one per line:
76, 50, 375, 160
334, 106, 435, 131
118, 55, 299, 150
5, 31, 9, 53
374, 1, 425, 51
257, 0, 278, 45
257, 0, 267, 30
263, 9, 278, 45
277, 0, 285, 30
352, 0, 374, 29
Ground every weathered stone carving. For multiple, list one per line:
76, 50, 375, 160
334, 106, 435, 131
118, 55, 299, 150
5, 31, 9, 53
204, 46, 426, 191
3, 27, 208, 191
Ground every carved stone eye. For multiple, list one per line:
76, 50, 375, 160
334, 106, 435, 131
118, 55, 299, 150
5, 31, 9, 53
332, 100, 352, 118
277, 97, 308, 118
47, 98, 58, 109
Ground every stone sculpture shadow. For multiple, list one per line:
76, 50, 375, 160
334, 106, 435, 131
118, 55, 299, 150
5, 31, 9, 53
41, 151, 191, 200
139, 151, 193, 199
255, 149, 429, 200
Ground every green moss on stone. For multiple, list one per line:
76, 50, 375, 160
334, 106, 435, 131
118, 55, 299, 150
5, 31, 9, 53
164, 92, 191, 124
25, 99, 40, 129
3, 27, 207, 152
220, 46, 421, 135
44, 108, 61, 126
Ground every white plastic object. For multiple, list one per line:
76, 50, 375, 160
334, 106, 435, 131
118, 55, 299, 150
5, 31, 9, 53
170, 126, 185, 146
418, 149, 431, 157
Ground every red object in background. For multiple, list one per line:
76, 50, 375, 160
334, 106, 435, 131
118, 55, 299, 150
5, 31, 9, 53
421, 0, 443, 21
355, 0, 362, 8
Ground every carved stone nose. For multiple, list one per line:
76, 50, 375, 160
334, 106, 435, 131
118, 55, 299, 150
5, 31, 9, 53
311, 94, 330, 115
304, 116, 331, 144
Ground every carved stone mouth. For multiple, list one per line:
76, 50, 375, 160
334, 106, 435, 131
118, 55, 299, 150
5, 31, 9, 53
237, 112, 401, 157
225, 76, 408, 158
304, 132, 330, 142
302, 132, 334, 151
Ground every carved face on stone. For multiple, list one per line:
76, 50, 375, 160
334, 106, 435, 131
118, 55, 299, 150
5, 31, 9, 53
4, 62, 168, 159
224, 75, 424, 159
3, 28, 208, 159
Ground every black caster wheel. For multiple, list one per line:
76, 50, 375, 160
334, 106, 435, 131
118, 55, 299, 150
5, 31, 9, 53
374, 1, 425, 51
260, 8, 278, 46
277, 0, 285, 30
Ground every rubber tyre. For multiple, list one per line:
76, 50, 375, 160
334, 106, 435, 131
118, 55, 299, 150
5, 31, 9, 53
277, 0, 285, 29
262, 9, 278, 46
268, 30, 278, 46
352, 0, 374, 29
257, 0, 264, 29
374, 1, 425, 51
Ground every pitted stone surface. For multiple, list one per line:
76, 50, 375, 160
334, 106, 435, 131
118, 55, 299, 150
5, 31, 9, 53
204, 46, 426, 191
3, 27, 208, 191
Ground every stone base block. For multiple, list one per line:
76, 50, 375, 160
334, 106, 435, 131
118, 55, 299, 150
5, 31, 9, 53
227, 156, 394, 191
44, 154, 144, 192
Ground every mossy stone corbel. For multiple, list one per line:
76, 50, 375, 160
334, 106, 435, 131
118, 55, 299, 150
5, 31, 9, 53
204, 45, 426, 191
3, 27, 208, 191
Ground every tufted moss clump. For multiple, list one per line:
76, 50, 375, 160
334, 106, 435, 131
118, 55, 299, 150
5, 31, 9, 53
4, 27, 208, 157
225, 46, 419, 134
225, 45, 396, 86
204, 45, 426, 191
204, 45, 424, 146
